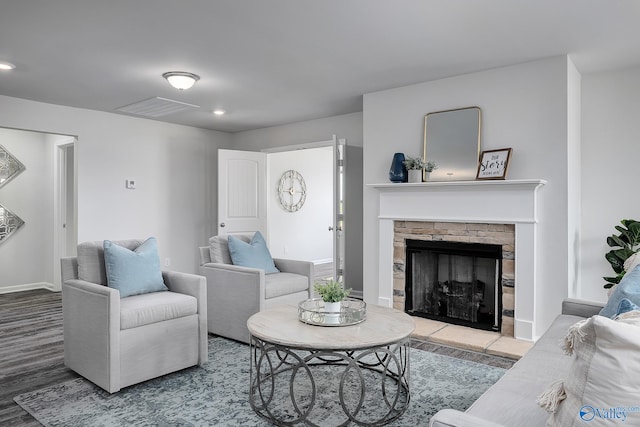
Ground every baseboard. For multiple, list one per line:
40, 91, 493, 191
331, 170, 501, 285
0, 282, 59, 294
350, 290, 363, 299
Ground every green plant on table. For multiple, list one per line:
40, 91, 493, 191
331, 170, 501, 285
603, 219, 640, 289
314, 280, 351, 303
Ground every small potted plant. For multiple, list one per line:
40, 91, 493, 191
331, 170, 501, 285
403, 156, 438, 182
314, 280, 351, 324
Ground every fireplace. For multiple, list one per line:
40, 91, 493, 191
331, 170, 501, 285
405, 239, 502, 331
372, 179, 546, 341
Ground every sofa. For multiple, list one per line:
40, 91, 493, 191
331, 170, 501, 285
430, 298, 605, 427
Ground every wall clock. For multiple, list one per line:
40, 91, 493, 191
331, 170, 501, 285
277, 169, 307, 212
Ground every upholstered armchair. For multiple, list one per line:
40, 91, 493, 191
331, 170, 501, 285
199, 233, 313, 343
61, 239, 208, 393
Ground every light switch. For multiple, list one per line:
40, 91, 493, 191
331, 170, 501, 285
125, 179, 136, 189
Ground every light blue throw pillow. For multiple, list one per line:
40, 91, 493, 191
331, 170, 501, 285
103, 237, 168, 298
615, 298, 640, 316
228, 231, 279, 274
599, 264, 640, 318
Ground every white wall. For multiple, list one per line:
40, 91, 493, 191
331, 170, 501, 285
230, 112, 363, 150
0, 128, 55, 290
267, 147, 333, 262
232, 112, 364, 293
363, 56, 578, 337
0, 95, 230, 288
580, 66, 640, 302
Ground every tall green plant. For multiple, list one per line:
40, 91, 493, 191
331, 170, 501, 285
603, 219, 640, 289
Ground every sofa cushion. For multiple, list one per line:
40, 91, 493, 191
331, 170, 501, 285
77, 239, 142, 285
265, 272, 309, 299
120, 291, 198, 330
104, 237, 168, 298
464, 314, 583, 426
208, 234, 251, 264
600, 264, 640, 318
228, 231, 279, 274
540, 313, 640, 426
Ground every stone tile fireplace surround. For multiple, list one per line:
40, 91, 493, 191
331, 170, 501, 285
371, 180, 546, 341
394, 221, 515, 336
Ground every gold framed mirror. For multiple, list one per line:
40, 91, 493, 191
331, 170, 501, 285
423, 106, 481, 181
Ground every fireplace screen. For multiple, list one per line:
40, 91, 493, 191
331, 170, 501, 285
405, 240, 502, 331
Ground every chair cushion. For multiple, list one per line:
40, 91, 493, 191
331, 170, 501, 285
228, 231, 279, 274
208, 234, 251, 264
265, 272, 308, 299
120, 291, 198, 330
103, 237, 168, 298
77, 239, 142, 285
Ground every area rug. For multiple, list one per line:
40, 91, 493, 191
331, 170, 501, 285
14, 337, 506, 426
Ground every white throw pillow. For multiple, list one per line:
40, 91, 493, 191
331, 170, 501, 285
538, 313, 640, 426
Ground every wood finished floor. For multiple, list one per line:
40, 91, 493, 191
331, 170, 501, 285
0, 289, 514, 426
0, 290, 78, 426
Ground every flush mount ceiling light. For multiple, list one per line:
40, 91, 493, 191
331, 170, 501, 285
213, 109, 226, 116
0, 62, 16, 71
162, 71, 200, 90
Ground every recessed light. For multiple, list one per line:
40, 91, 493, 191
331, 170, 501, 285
213, 109, 226, 116
0, 62, 16, 71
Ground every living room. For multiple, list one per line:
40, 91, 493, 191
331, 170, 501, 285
2, 1, 640, 426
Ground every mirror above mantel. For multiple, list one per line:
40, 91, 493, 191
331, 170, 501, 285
423, 106, 481, 182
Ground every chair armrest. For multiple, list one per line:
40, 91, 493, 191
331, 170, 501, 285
162, 270, 208, 364
561, 298, 604, 317
199, 263, 264, 343
61, 256, 78, 283
62, 279, 121, 392
430, 409, 506, 427
273, 258, 314, 281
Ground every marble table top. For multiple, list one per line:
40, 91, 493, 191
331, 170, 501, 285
247, 303, 415, 350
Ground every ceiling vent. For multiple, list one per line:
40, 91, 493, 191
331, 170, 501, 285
116, 97, 200, 118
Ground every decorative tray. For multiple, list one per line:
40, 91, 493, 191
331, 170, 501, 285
298, 298, 366, 327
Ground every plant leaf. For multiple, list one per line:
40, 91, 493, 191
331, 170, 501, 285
607, 235, 627, 248
605, 251, 625, 273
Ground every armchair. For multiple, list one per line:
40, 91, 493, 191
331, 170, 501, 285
61, 239, 208, 393
199, 234, 313, 343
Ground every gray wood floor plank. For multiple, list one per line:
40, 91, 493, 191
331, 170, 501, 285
0, 289, 78, 426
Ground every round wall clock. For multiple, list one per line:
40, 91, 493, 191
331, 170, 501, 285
277, 169, 307, 212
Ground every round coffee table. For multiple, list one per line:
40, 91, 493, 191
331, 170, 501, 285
247, 304, 415, 426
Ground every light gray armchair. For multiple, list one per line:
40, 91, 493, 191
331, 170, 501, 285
199, 234, 313, 343
61, 239, 208, 393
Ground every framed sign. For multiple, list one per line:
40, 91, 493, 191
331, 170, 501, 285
476, 148, 512, 180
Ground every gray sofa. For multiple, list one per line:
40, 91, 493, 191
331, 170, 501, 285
430, 298, 605, 427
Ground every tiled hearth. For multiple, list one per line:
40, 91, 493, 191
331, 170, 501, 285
394, 220, 516, 336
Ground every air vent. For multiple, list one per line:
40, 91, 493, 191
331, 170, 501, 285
116, 97, 199, 118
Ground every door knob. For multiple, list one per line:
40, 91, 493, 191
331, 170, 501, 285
220, 222, 226, 228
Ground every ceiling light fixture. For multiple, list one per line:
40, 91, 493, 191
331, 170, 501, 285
162, 71, 200, 90
213, 109, 226, 116
0, 62, 16, 71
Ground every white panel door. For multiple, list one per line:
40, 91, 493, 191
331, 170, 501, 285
218, 149, 267, 236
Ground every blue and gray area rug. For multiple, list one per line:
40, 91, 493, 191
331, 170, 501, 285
14, 337, 506, 426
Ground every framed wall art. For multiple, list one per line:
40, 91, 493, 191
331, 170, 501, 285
476, 148, 512, 180
0, 203, 25, 244
0, 144, 26, 188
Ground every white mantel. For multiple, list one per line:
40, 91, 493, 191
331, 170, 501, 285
370, 179, 546, 341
